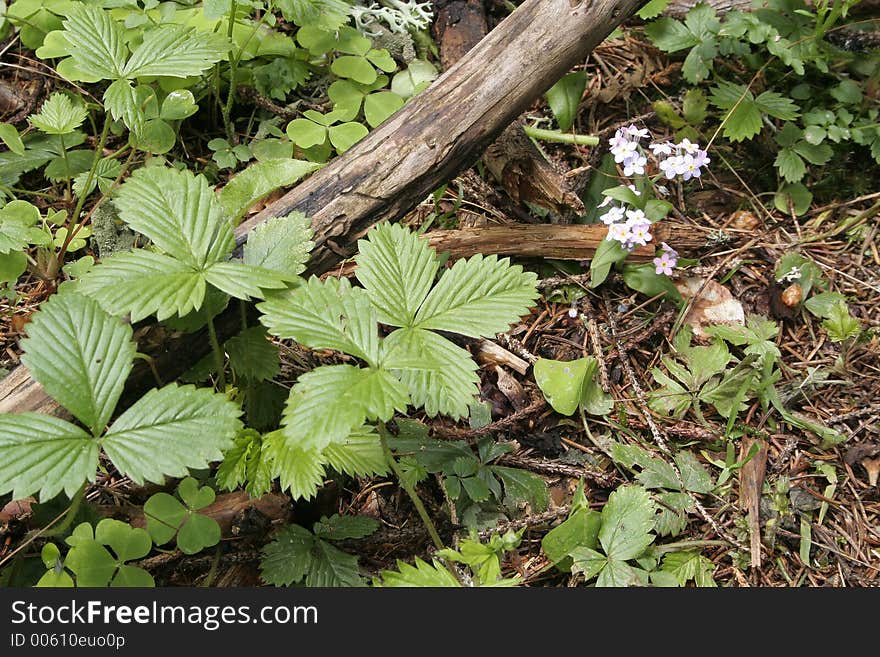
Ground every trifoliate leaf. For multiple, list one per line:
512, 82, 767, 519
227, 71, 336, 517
20, 292, 135, 435
122, 24, 227, 79
78, 250, 208, 322
414, 253, 538, 337
261, 523, 364, 587
95, 517, 152, 563
282, 365, 409, 451
220, 161, 322, 224
355, 222, 439, 328
382, 328, 478, 419
263, 432, 326, 500
112, 166, 233, 268
144, 478, 220, 555
323, 428, 388, 477
225, 326, 280, 383
64, 536, 119, 587
103, 384, 241, 485
203, 261, 289, 300
598, 485, 656, 561
0, 413, 98, 501
710, 82, 762, 142
374, 558, 460, 587
43, 5, 127, 80
313, 514, 380, 541
259, 276, 380, 366
29, 92, 88, 135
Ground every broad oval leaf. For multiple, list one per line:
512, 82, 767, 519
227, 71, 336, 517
78, 251, 207, 322
545, 72, 587, 132
20, 292, 135, 435
534, 357, 596, 416
258, 276, 379, 365
282, 365, 409, 451
102, 384, 242, 485
414, 254, 538, 338
112, 166, 233, 268
0, 413, 98, 501
355, 223, 439, 328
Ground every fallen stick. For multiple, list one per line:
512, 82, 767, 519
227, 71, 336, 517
0, 0, 644, 416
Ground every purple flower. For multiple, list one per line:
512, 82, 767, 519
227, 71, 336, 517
653, 253, 676, 275
600, 205, 626, 225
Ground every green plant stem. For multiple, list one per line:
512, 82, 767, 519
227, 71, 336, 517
58, 132, 72, 202
523, 125, 599, 146
222, 0, 239, 142
42, 483, 87, 538
239, 298, 248, 331
207, 316, 227, 392
378, 423, 445, 550
46, 118, 112, 280
653, 539, 730, 554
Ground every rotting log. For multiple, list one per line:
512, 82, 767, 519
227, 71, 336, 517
0, 0, 645, 417
234, 0, 645, 273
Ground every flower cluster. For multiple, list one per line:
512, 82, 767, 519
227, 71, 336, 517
653, 139, 710, 181
597, 124, 711, 277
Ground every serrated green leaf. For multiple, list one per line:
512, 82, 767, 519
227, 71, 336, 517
242, 213, 313, 281
103, 78, 143, 134
29, 92, 88, 135
637, 0, 672, 19
103, 384, 241, 485
375, 557, 460, 587
78, 250, 207, 322
263, 432, 326, 500
754, 91, 799, 121
216, 429, 272, 496
123, 24, 226, 79
47, 5, 127, 80
73, 157, 122, 198
323, 428, 388, 477
282, 365, 409, 451
682, 42, 714, 84
545, 72, 587, 132
313, 514, 380, 541
414, 254, 537, 337
644, 17, 700, 52
599, 485, 656, 561
20, 292, 135, 435
775, 148, 806, 183
596, 559, 648, 587
259, 276, 380, 365
822, 301, 860, 342
221, 161, 322, 225
225, 326, 280, 383
112, 166, 232, 268
0, 413, 98, 501
204, 261, 289, 300
355, 223, 439, 328
261, 523, 363, 587
710, 82, 762, 142
383, 328, 478, 419
660, 550, 716, 586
